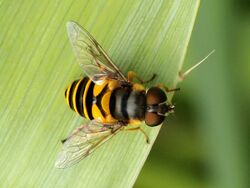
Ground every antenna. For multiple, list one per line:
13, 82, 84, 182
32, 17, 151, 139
179, 50, 215, 81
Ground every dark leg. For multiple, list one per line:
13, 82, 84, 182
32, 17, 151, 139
128, 71, 156, 84
156, 84, 180, 93
124, 126, 150, 144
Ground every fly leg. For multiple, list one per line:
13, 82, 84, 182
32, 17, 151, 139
155, 84, 179, 111
128, 71, 156, 84
124, 126, 150, 144
155, 84, 180, 93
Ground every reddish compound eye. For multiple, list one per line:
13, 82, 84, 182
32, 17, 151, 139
146, 87, 167, 105
145, 111, 165, 127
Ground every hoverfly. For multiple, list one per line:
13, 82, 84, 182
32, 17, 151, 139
55, 21, 214, 168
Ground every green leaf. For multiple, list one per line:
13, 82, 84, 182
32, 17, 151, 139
0, 0, 199, 187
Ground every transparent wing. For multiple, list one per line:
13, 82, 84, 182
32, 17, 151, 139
67, 21, 127, 83
55, 120, 123, 169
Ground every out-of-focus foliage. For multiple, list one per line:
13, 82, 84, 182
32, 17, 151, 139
135, 0, 249, 188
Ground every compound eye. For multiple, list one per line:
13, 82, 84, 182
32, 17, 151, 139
145, 112, 165, 127
146, 87, 167, 105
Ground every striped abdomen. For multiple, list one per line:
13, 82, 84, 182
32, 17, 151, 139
65, 77, 94, 118
65, 77, 119, 123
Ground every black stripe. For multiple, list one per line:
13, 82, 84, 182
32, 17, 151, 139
135, 91, 146, 119
86, 80, 95, 120
68, 80, 79, 110
110, 90, 116, 117
121, 89, 131, 119
75, 77, 89, 117
96, 84, 108, 117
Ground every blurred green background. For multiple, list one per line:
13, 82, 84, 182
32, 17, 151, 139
136, 1, 249, 188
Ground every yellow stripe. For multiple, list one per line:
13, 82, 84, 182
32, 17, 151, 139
101, 92, 111, 115
128, 119, 141, 125
72, 79, 82, 115
65, 83, 72, 106
93, 80, 108, 96
83, 79, 92, 119
132, 83, 145, 91
92, 104, 104, 121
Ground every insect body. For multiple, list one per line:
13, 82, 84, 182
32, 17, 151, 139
65, 76, 173, 127
55, 22, 179, 168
